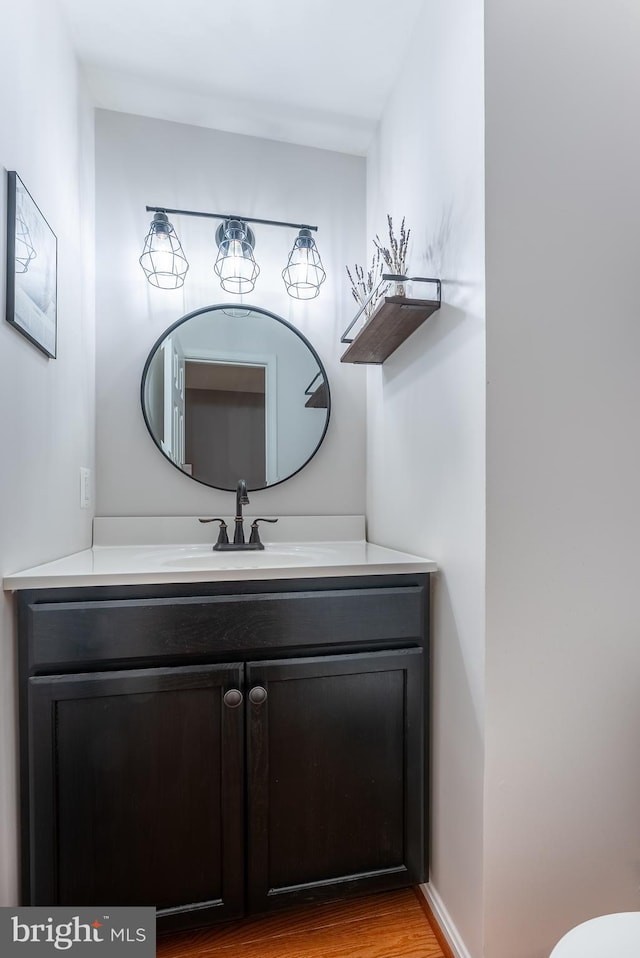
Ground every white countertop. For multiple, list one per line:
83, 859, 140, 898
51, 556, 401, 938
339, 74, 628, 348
3, 516, 437, 590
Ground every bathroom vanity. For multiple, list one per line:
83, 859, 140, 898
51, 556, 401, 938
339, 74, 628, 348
6, 520, 435, 932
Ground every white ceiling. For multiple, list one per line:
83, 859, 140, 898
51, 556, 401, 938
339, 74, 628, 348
57, 0, 425, 154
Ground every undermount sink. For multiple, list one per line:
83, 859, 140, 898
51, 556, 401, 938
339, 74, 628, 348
161, 543, 336, 569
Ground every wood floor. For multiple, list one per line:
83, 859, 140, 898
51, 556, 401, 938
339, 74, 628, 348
157, 888, 448, 958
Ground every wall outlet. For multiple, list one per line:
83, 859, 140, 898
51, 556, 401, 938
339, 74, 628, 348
80, 467, 91, 509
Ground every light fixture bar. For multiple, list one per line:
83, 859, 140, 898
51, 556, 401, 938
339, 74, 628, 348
145, 206, 317, 233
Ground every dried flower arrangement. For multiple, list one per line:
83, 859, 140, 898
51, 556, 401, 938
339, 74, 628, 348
345, 215, 412, 319
345, 248, 383, 318
374, 215, 410, 294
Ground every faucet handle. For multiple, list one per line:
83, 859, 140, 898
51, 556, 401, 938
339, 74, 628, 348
249, 518, 278, 548
198, 518, 229, 549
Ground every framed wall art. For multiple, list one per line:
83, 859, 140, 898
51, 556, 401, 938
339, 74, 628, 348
6, 171, 57, 358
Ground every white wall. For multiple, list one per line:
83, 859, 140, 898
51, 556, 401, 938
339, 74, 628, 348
94, 110, 366, 518
366, 2, 485, 955
0, 0, 95, 905
485, 1, 640, 955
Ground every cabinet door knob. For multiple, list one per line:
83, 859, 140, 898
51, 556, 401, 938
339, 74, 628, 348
249, 686, 268, 705
223, 689, 243, 709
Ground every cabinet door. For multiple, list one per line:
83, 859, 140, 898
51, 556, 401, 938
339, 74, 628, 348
28, 663, 245, 929
246, 648, 424, 912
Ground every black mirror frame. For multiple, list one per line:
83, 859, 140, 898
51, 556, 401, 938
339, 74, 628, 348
140, 303, 331, 493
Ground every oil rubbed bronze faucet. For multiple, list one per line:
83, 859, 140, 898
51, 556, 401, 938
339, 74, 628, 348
199, 480, 277, 551
233, 479, 250, 545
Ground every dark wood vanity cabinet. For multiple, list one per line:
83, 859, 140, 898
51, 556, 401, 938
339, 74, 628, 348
16, 573, 429, 931
27, 664, 245, 927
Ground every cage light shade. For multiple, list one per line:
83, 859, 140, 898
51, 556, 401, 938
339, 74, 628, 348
282, 228, 326, 300
139, 212, 189, 289
214, 219, 260, 294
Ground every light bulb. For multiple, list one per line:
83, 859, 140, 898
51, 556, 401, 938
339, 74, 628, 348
282, 229, 326, 300
139, 212, 189, 289
214, 219, 259, 294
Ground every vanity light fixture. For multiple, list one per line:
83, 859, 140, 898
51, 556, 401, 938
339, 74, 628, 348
139, 212, 189, 289
282, 228, 326, 300
214, 219, 260, 294
141, 205, 325, 300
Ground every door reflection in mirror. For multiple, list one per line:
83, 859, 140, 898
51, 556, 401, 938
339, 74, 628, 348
185, 361, 266, 488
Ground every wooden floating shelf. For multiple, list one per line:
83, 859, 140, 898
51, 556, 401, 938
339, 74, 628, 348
340, 296, 441, 365
304, 381, 329, 408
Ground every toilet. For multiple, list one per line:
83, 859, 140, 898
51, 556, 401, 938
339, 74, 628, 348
550, 912, 640, 957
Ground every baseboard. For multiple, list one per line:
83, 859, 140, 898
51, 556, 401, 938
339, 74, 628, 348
418, 883, 474, 958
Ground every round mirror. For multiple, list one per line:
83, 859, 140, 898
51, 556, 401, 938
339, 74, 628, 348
141, 304, 330, 491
